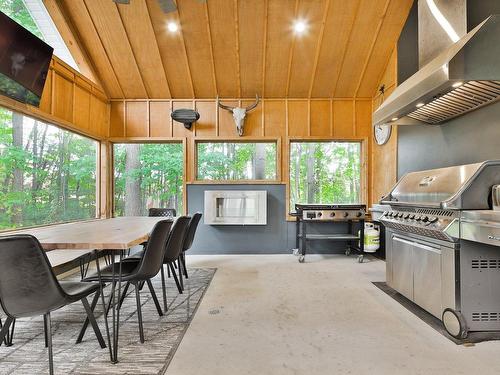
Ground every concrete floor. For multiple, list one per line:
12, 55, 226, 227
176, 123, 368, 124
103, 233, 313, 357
167, 254, 500, 375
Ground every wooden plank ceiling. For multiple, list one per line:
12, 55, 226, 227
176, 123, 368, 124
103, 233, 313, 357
50, 0, 413, 99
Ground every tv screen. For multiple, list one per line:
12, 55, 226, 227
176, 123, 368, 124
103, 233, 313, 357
0, 11, 53, 107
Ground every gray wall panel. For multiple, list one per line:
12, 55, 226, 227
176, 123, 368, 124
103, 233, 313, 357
187, 184, 358, 254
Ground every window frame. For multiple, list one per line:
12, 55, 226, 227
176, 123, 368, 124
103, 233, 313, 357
109, 138, 187, 217
0, 105, 101, 232
286, 136, 368, 221
193, 137, 282, 184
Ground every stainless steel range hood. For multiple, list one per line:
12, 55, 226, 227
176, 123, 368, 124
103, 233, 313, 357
373, 15, 500, 127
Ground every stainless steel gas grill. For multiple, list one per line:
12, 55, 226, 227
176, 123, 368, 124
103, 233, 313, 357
380, 160, 500, 339
292, 204, 366, 263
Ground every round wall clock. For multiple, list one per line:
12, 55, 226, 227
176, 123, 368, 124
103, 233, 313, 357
374, 124, 392, 145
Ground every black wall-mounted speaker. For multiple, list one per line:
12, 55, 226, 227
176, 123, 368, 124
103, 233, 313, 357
171, 109, 200, 129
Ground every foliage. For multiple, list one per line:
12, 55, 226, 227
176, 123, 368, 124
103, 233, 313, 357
197, 142, 276, 180
289, 142, 361, 210
0, 0, 44, 39
113, 143, 184, 216
0, 107, 97, 230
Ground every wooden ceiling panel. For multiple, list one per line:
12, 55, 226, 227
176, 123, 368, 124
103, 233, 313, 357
264, 0, 296, 98
207, 0, 239, 97
177, 0, 216, 98
52, 0, 413, 100
356, 0, 413, 97
287, 0, 327, 97
333, 0, 390, 97
59, 0, 123, 97
146, 0, 193, 98
83, 0, 147, 98
238, 0, 266, 98
310, 0, 360, 98
116, 0, 171, 98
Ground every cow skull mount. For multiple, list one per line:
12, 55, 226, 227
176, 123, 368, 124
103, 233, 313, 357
217, 95, 260, 136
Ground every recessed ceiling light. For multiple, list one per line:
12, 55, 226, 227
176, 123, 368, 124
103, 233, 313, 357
391, 117, 398, 121
452, 81, 463, 88
167, 21, 179, 33
416, 102, 425, 108
293, 20, 307, 34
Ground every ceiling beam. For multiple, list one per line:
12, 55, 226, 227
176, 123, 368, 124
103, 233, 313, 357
330, 0, 361, 97
43, 0, 106, 94
204, 1, 218, 96
354, 0, 391, 98
115, 3, 151, 99
285, 0, 300, 97
143, 1, 172, 98
308, 0, 330, 98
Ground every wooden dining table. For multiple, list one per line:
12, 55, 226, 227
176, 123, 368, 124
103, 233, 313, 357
2, 216, 173, 364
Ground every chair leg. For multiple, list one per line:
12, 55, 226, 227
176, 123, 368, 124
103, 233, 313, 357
44, 313, 54, 375
76, 290, 100, 344
105, 281, 117, 316
146, 279, 163, 317
0, 316, 14, 346
0, 317, 15, 347
134, 283, 145, 343
118, 281, 131, 310
43, 314, 49, 348
160, 266, 168, 312
81, 297, 106, 349
182, 252, 188, 279
168, 262, 183, 294
177, 258, 184, 291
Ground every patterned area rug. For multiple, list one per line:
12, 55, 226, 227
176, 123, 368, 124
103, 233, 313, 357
0, 268, 216, 375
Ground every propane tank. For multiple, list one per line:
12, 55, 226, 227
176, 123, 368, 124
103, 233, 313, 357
360, 223, 380, 253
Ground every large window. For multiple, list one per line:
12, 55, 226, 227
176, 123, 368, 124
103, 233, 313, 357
197, 142, 277, 181
113, 143, 184, 216
289, 141, 361, 210
0, 107, 97, 230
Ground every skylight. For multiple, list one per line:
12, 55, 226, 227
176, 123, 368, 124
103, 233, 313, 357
0, 0, 79, 72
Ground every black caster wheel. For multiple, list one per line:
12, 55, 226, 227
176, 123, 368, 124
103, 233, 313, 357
298, 255, 305, 263
357, 255, 364, 263
292, 248, 299, 256
442, 308, 468, 339
345, 248, 351, 256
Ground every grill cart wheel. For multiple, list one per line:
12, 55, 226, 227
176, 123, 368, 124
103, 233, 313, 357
442, 308, 468, 339
298, 255, 305, 263
357, 255, 364, 263
345, 248, 351, 256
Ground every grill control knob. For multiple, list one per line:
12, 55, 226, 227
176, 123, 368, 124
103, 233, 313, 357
356, 212, 363, 218
429, 216, 438, 223
317, 212, 322, 217
330, 212, 336, 217
410, 214, 416, 220
398, 213, 404, 218
415, 215, 422, 221
343, 212, 349, 218
404, 213, 410, 219
422, 216, 429, 222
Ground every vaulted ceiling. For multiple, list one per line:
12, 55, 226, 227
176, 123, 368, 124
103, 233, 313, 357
47, 0, 413, 99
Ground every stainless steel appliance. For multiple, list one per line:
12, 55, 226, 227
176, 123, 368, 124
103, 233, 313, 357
204, 190, 267, 225
373, 15, 500, 128
292, 204, 366, 263
380, 160, 500, 338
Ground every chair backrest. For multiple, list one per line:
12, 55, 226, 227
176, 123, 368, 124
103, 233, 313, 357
164, 216, 191, 263
148, 208, 176, 218
182, 212, 202, 252
134, 220, 173, 280
0, 235, 66, 318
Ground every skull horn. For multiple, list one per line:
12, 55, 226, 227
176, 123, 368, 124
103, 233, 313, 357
245, 94, 260, 111
217, 96, 235, 113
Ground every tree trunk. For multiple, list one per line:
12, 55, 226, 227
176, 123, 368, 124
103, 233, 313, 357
294, 144, 302, 204
253, 143, 266, 180
124, 144, 142, 216
12, 112, 24, 225
306, 143, 315, 203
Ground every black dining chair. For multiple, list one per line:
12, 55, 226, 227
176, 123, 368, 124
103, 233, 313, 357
82, 219, 172, 343
0, 235, 106, 375
178, 212, 202, 281
122, 216, 191, 312
149, 207, 176, 218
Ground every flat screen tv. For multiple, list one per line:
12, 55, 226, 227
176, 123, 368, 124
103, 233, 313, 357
0, 11, 53, 107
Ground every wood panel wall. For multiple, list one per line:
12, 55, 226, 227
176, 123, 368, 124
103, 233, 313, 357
0, 56, 109, 140
108, 97, 375, 212
371, 48, 398, 204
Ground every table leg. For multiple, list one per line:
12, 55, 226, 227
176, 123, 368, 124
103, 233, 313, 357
95, 250, 113, 362
112, 250, 124, 363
